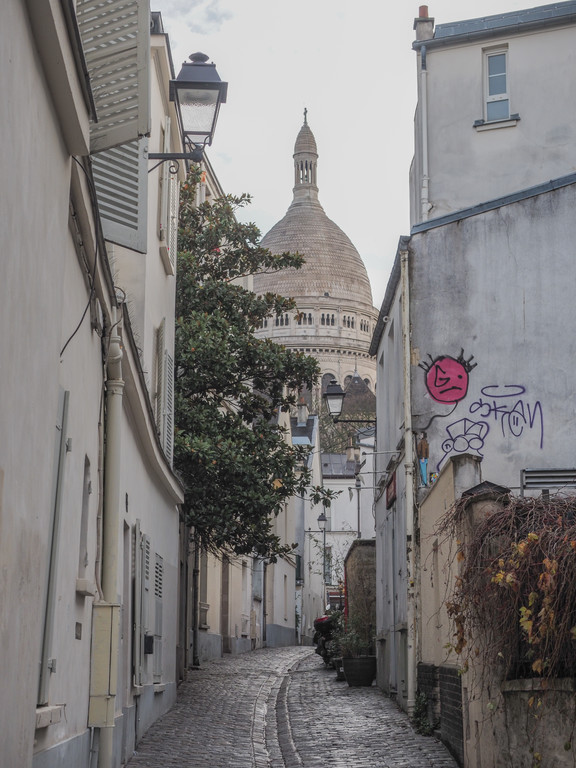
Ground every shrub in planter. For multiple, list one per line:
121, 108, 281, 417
339, 619, 376, 686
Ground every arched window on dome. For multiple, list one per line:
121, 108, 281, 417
308, 313, 313, 325
351, 318, 355, 329
285, 314, 289, 326
331, 314, 335, 326
321, 372, 335, 394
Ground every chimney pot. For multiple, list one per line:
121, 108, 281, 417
419, 5, 428, 18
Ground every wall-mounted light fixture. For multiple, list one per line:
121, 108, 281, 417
149, 52, 228, 171
323, 379, 376, 424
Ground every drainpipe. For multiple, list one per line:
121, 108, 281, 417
420, 45, 430, 223
401, 245, 416, 715
97, 307, 124, 768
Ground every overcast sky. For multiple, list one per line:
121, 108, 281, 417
154, 0, 535, 306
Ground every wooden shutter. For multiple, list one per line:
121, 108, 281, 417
77, 0, 151, 153
91, 137, 148, 252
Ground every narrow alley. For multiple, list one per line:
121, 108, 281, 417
126, 648, 458, 768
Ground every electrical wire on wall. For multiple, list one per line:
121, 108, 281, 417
60, 156, 102, 358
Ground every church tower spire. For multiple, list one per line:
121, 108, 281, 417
293, 109, 319, 203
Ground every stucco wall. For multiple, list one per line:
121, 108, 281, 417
409, 185, 576, 489
412, 22, 576, 223
0, 1, 94, 763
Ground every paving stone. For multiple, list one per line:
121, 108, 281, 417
125, 647, 458, 768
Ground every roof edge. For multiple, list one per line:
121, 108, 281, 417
369, 237, 407, 356
413, 3, 576, 51
411, 171, 576, 235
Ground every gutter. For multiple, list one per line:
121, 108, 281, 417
90, 307, 124, 768
412, 10, 576, 52
411, 172, 576, 235
419, 46, 430, 222
400, 245, 416, 715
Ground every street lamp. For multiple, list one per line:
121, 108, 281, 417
317, 512, 327, 588
323, 379, 376, 424
149, 52, 228, 168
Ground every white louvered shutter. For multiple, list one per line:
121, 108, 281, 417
77, 0, 151, 153
166, 175, 180, 273
155, 319, 165, 434
163, 349, 174, 464
158, 117, 171, 242
134, 520, 143, 686
153, 554, 163, 681
91, 137, 148, 252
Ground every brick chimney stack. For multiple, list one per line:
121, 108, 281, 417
414, 5, 435, 41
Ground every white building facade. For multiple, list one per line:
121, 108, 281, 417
1, 4, 186, 767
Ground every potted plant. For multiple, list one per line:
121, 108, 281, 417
340, 617, 376, 686
341, 540, 377, 686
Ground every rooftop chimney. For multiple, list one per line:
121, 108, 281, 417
414, 5, 434, 41
297, 397, 309, 427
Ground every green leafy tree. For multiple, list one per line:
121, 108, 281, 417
174, 171, 335, 559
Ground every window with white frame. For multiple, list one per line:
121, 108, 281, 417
485, 49, 510, 122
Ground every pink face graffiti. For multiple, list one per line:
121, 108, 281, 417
425, 356, 471, 404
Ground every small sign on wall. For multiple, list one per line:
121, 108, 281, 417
386, 472, 397, 509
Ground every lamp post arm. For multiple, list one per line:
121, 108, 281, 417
332, 418, 376, 424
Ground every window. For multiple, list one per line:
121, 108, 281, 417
485, 49, 509, 122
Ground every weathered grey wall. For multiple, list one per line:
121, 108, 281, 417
265, 624, 296, 648
410, 183, 576, 491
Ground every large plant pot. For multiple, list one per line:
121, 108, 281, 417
343, 656, 377, 687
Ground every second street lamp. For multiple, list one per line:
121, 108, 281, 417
323, 379, 376, 424
317, 511, 327, 592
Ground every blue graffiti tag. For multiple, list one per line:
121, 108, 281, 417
469, 385, 544, 449
437, 384, 544, 470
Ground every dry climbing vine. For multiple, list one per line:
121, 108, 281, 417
437, 492, 576, 682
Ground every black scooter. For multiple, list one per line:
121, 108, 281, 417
313, 614, 338, 666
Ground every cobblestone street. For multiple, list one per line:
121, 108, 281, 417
126, 647, 458, 768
